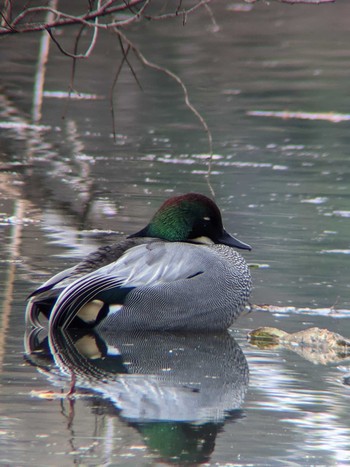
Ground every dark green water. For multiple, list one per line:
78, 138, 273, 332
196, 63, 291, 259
1, 1, 350, 465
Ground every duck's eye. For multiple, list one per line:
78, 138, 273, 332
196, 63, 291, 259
203, 216, 211, 222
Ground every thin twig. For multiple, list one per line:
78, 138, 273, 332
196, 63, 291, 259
0, 0, 14, 30
176, 0, 184, 15
47, 28, 77, 58
143, 0, 210, 23
46, 1, 100, 60
70, 24, 86, 86
62, 1, 101, 118
203, 2, 219, 31
62, 24, 86, 119
107, 0, 151, 27
110, 42, 131, 141
117, 34, 143, 90
110, 33, 146, 141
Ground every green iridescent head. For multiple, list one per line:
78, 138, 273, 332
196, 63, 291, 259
129, 193, 251, 250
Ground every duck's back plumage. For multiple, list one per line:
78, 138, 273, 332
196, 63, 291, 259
47, 241, 251, 332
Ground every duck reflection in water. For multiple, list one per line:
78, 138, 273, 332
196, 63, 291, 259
25, 328, 248, 464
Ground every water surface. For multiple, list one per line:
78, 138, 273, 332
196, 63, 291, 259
1, 1, 350, 465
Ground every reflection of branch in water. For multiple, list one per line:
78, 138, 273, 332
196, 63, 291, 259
59, 393, 101, 462
32, 0, 58, 122
0, 199, 25, 371
0, 88, 104, 247
63, 119, 98, 230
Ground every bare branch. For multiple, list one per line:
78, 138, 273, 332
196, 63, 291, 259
2, 0, 147, 35
0, 1, 214, 35
279, 0, 334, 3
251, 0, 334, 3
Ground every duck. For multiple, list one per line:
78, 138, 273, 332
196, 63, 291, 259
26, 193, 252, 332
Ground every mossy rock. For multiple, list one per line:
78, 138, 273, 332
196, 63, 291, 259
248, 326, 350, 364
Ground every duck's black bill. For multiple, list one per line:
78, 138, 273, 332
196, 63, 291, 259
128, 226, 148, 239
217, 229, 252, 251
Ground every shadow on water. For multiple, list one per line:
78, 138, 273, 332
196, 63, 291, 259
25, 328, 248, 464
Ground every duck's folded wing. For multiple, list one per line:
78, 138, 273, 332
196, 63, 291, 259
49, 242, 209, 329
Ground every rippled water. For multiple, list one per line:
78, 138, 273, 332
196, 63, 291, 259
1, 1, 350, 465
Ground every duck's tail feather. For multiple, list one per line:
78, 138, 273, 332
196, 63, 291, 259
25, 289, 63, 328
26, 265, 78, 327
26, 266, 77, 300
49, 273, 133, 330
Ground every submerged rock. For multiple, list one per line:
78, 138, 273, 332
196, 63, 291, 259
248, 326, 350, 365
